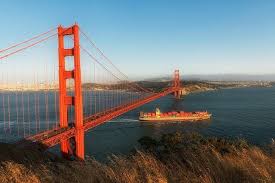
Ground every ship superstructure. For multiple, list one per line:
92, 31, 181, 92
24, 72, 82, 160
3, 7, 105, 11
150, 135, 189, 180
139, 108, 211, 121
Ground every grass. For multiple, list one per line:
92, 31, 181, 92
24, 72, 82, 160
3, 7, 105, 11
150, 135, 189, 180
0, 132, 274, 183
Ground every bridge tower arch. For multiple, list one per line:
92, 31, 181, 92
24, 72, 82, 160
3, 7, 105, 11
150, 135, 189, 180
58, 24, 84, 160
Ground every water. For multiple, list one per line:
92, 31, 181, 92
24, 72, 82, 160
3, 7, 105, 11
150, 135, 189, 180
0, 90, 144, 141
1, 87, 274, 160
84, 86, 275, 160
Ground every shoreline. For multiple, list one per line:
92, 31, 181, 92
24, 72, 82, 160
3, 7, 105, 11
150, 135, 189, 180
179, 81, 273, 96
0, 81, 272, 92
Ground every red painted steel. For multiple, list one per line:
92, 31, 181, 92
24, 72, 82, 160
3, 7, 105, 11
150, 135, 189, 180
3, 24, 183, 160
173, 69, 181, 99
58, 24, 84, 160
26, 87, 179, 148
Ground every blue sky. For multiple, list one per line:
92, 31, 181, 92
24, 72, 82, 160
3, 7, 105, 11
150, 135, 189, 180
1, 0, 275, 78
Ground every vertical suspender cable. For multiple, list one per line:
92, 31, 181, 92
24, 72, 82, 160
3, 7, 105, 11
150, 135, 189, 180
15, 86, 19, 136
27, 92, 30, 136
21, 83, 25, 137
2, 91, 5, 132
7, 93, 10, 133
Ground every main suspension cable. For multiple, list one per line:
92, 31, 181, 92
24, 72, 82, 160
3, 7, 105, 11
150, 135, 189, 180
79, 29, 152, 93
0, 27, 56, 53
80, 45, 147, 93
0, 33, 57, 60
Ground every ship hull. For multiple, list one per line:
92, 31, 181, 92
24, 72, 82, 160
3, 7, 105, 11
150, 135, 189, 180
139, 114, 211, 122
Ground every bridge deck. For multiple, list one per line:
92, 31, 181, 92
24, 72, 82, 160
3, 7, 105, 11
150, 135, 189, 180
22, 87, 178, 147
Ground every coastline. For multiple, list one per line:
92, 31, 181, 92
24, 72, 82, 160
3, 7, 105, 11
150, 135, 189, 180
0, 80, 272, 92
179, 81, 273, 96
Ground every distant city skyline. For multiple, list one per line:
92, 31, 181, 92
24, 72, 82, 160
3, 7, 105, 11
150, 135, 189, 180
1, 0, 275, 79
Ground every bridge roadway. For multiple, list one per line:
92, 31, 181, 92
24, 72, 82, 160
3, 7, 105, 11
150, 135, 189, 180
23, 87, 179, 148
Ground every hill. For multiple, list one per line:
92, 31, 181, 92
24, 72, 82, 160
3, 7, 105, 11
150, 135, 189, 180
0, 132, 274, 183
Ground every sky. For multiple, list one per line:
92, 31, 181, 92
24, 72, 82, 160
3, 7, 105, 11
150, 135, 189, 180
1, 0, 275, 79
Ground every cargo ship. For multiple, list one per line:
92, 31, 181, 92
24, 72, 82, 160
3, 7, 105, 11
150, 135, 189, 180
139, 108, 211, 122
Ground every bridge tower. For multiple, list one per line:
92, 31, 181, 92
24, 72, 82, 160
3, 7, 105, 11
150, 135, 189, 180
58, 24, 84, 160
173, 69, 181, 99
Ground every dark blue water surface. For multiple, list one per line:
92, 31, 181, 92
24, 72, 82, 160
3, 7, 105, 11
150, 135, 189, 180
1, 87, 274, 160
84, 87, 275, 160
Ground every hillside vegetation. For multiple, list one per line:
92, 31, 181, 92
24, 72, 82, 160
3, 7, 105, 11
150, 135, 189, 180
0, 132, 274, 183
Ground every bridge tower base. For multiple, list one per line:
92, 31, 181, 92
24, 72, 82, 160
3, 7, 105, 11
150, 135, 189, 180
58, 24, 84, 160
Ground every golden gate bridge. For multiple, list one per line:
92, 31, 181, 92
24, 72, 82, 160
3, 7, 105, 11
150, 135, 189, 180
0, 24, 182, 160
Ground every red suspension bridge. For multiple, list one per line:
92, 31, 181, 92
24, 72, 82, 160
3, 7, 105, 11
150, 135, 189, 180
0, 24, 182, 160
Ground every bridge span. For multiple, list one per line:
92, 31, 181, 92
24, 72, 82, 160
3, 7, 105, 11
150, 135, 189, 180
0, 24, 182, 159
